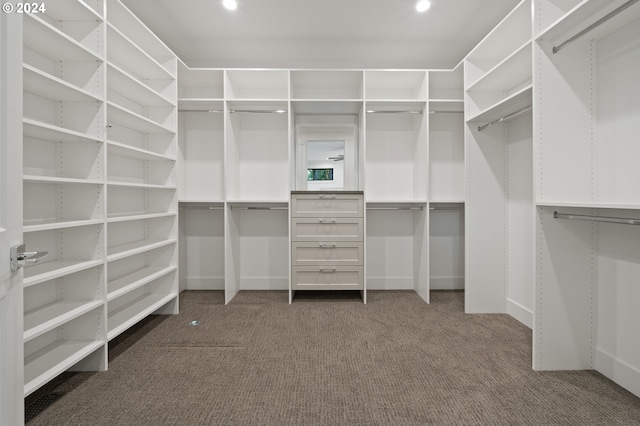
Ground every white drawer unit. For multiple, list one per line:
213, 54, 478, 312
290, 191, 365, 299
291, 242, 363, 266
291, 193, 364, 217
292, 266, 364, 291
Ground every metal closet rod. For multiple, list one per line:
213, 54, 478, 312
429, 110, 464, 115
430, 207, 464, 211
178, 109, 224, 113
477, 105, 532, 132
231, 206, 288, 210
554, 211, 640, 225
553, 0, 640, 54
366, 110, 423, 114
367, 206, 424, 210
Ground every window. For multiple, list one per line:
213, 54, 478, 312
307, 168, 333, 181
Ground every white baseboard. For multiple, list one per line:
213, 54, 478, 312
430, 276, 464, 290
596, 348, 640, 399
506, 298, 533, 329
182, 277, 224, 291
366, 277, 415, 290
239, 277, 288, 290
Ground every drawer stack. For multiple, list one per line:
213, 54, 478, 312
290, 192, 365, 291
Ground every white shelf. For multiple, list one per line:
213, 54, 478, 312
23, 64, 102, 102
107, 140, 175, 161
466, 85, 533, 124
107, 23, 174, 81
107, 180, 176, 190
107, 239, 177, 261
23, 260, 104, 288
467, 41, 532, 92
108, 266, 177, 301
24, 219, 104, 233
290, 100, 363, 114
24, 340, 104, 397
429, 99, 464, 112
107, 212, 176, 223
107, 63, 174, 108
107, 102, 175, 134
23, 175, 103, 186
107, 293, 177, 340
24, 14, 103, 62
24, 300, 104, 342
23, 119, 104, 144
178, 98, 224, 111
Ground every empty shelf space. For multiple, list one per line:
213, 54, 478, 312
107, 63, 174, 108
107, 239, 176, 261
108, 266, 177, 301
466, 41, 532, 92
107, 293, 176, 340
24, 340, 104, 397
467, 86, 532, 124
40, 0, 103, 21
106, 180, 176, 189
24, 300, 104, 342
23, 65, 102, 102
23, 119, 103, 144
23, 219, 104, 233
178, 98, 224, 111
23, 175, 103, 185
107, 212, 176, 223
23, 260, 104, 288
107, 140, 175, 161
536, 201, 640, 210
107, 102, 176, 134
24, 15, 103, 62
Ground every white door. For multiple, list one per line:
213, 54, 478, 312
0, 11, 24, 426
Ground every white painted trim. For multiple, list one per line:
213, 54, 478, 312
183, 277, 225, 290
507, 297, 532, 329
239, 277, 288, 290
596, 348, 640, 399
430, 276, 464, 290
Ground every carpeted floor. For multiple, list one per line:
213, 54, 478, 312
26, 290, 640, 425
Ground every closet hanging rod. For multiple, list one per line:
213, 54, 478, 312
477, 105, 532, 132
230, 206, 288, 210
366, 207, 424, 210
229, 109, 287, 114
429, 207, 464, 211
429, 110, 464, 115
178, 109, 224, 113
552, 0, 640, 54
366, 110, 423, 115
554, 211, 640, 225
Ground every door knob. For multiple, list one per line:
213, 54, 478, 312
10, 243, 48, 271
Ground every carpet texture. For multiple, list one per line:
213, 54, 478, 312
26, 290, 640, 425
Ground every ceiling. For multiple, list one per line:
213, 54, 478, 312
121, 0, 521, 70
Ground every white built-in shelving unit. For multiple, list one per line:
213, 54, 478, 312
21, 0, 178, 397
532, 0, 640, 398
464, 0, 534, 323
177, 67, 466, 305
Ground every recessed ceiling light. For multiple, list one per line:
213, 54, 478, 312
416, 0, 431, 12
223, 0, 237, 10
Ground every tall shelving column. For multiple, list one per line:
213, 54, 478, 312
363, 70, 429, 302
224, 70, 290, 304
22, 0, 108, 397
428, 66, 465, 291
464, 0, 534, 322
533, 0, 640, 398
105, 0, 179, 340
177, 64, 225, 292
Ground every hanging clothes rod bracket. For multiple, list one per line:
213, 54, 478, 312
477, 105, 532, 132
552, 0, 640, 54
554, 211, 640, 225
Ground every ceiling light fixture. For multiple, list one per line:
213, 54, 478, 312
416, 0, 431, 12
222, 0, 237, 10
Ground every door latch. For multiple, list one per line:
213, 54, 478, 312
10, 243, 48, 271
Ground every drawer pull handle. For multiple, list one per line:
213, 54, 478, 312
320, 267, 337, 273
319, 243, 336, 248
319, 218, 336, 224
319, 195, 336, 199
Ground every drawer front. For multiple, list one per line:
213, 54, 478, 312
291, 242, 363, 266
291, 218, 363, 241
291, 193, 363, 217
292, 266, 364, 290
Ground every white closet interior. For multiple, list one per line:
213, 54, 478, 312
18, 0, 640, 403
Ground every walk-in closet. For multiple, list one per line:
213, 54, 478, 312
2, 0, 640, 424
